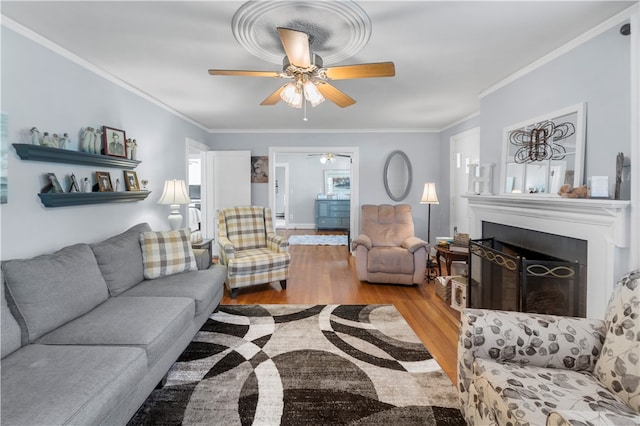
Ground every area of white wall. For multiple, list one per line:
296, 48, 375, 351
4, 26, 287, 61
1, 27, 208, 259
208, 132, 441, 240
480, 24, 631, 198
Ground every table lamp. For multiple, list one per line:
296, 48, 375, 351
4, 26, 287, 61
158, 179, 191, 230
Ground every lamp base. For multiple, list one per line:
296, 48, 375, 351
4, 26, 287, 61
167, 204, 183, 230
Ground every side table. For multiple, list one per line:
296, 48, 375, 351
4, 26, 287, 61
191, 238, 213, 268
434, 244, 469, 276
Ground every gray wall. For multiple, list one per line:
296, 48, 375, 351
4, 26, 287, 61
480, 24, 631, 198
208, 132, 442, 240
1, 27, 209, 259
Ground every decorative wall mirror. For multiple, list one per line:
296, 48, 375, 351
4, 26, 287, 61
383, 150, 412, 201
501, 103, 586, 195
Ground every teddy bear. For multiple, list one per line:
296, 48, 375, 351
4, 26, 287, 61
558, 184, 589, 198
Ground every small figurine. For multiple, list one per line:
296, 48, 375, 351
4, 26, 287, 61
30, 127, 40, 145
59, 133, 70, 149
52, 134, 60, 149
81, 127, 94, 153
83, 177, 91, 193
41, 132, 53, 147
140, 179, 148, 190
93, 128, 103, 154
130, 139, 137, 160
115, 178, 120, 192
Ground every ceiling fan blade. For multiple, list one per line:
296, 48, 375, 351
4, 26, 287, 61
208, 69, 280, 78
260, 84, 287, 106
277, 27, 311, 68
316, 82, 356, 108
324, 62, 396, 80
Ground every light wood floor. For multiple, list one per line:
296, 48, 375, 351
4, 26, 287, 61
220, 229, 461, 384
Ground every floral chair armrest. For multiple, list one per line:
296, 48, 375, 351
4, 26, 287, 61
266, 233, 289, 252
217, 236, 236, 264
547, 410, 640, 426
351, 234, 372, 251
458, 308, 606, 413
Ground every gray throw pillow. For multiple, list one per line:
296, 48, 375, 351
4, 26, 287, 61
2, 244, 109, 343
91, 223, 151, 296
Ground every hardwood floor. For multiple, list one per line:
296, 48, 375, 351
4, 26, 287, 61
220, 229, 461, 384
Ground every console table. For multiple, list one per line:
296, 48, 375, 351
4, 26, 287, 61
315, 199, 350, 230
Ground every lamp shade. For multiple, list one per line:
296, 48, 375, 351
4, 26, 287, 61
420, 182, 439, 204
158, 179, 190, 205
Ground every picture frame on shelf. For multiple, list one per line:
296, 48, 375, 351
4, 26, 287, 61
95, 171, 113, 192
102, 126, 127, 158
123, 170, 140, 191
68, 173, 80, 192
46, 173, 64, 193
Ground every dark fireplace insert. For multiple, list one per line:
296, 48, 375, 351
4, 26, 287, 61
468, 237, 582, 317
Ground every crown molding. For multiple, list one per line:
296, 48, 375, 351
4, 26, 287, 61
479, 4, 639, 99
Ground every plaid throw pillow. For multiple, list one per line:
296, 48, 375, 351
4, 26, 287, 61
140, 229, 197, 279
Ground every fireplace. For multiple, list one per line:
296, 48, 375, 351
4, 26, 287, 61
464, 195, 630, 319
469, 236, 583, 317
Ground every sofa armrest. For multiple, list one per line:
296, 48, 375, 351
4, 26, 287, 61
401, 236, 427, 253
351, 234, 372, 251
266, 233, 288, 252
192, 248, 211, 270
458, 308, 606, 414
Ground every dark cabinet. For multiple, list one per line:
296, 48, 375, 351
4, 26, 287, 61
315, 199, 350, 230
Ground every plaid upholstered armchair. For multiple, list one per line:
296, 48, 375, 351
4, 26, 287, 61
217, 206, 290, 299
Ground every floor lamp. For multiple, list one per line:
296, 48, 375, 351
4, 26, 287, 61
420, 182, 439, 279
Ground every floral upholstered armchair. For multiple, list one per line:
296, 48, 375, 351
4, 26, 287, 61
458, 270, 640, 425
218, 206, 290, 299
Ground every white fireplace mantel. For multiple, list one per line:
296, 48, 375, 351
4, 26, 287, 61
464, 194, 631, 319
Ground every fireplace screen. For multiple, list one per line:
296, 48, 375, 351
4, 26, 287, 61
469, 238, 580, 316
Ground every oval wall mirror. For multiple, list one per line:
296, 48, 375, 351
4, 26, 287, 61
383, 150, 412, 201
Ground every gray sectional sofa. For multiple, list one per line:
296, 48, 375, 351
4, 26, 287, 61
1, 223, 227, 425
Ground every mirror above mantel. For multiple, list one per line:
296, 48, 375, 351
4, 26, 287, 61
500, 103, 586, 196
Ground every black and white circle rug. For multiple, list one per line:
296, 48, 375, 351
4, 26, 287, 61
129, 304, 465, 425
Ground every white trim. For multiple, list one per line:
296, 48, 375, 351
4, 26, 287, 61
440, 111, 480, 133
629, 11, 639, 270
480, 4, 639, 99
1, 15, 209, 132
208, 128, 440, 134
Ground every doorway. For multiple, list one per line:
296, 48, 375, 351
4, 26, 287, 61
275, 163, 289, 229
186, 138, 208, 234
449, 127, 480, 235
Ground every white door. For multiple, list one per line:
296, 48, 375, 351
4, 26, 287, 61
203, 151, 251, 245
275, 163, 289, 229
450, 127, 480, 235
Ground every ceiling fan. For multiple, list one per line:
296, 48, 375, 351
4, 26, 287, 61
307, 152, 351, 164
208, 27, 395, 109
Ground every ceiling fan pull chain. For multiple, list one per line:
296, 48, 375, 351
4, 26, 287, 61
303, 98, 309, 122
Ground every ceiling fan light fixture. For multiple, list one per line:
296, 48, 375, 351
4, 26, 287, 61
303, 80, 325, 107
320, 153, 335, 164
280, 82, 303, 108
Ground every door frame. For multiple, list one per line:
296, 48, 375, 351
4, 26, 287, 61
274, 163, 289, 229
449, 126, 480, 235
268, 146, 359, 241
185, 137, 209, 234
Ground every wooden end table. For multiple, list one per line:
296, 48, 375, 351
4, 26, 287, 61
434, 244, 469, 276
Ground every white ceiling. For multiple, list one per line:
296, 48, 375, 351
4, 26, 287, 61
2, 1, 635, 132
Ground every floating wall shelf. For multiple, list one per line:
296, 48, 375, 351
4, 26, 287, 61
13, 144, 141, 169
38, 191, 151, 208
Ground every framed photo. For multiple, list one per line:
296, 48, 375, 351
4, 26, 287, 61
251, 156, 268, 183
102, 126, 127, 158
68, 173, 80, 192
123, 170, 140, 191
324, 169, 350, 195
96, 171, 113, 192
47, 173, 64, 193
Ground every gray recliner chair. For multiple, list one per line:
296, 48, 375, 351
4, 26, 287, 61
351, 204, 428, 285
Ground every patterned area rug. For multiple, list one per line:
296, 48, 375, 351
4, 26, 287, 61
129, 304, 464, 425
287, 234, 348, 245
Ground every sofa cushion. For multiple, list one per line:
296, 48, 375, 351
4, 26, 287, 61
140, 229, 197, 279
594, 269, 640, 413
91, 223, 151, 296
37, 296, 194, 367
1, 344, 146, 425
473, 358, 638, 426
120, 266, 226, 316
2, 244, 109, 343
1, 283, 21, 358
